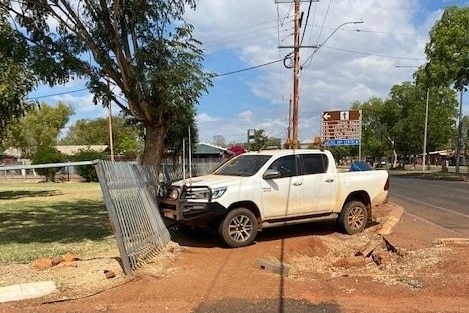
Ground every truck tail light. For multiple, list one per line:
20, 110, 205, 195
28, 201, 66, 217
384, 176, 390, 191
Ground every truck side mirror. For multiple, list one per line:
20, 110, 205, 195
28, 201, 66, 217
263, 169, 281, 180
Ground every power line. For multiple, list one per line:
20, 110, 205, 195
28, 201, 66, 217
212, 59, 285, 78
27, 88, 88, 100
300, 0, 315, 45
315, 0, 332, 48
319, 45, 426, 62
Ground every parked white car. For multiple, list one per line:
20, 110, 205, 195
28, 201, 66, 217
158, 149, 389, 247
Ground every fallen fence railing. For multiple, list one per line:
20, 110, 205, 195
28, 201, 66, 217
95, 160, 171, 275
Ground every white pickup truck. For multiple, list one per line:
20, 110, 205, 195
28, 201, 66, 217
158, 149, 389, 247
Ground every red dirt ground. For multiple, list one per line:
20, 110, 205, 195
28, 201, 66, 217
1, 203, 469, 313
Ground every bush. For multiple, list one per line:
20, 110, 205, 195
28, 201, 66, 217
32, 147, 66, 182
73, 149, 106, 182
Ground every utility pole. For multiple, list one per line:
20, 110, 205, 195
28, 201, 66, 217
285, 97, 292, 148
291, 0, 301, 149
277, 0, 317, 149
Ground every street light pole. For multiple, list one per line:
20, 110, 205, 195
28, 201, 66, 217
456, 89, 464, 174
423, 88, 429, 171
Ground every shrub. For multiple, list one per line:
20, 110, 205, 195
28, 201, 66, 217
32, 147, 66, 182
73, 149, 106, 182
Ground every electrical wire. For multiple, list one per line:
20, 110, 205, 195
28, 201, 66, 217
212, 58, 285, 78
315, 0, 332, 48
27, 88, 88, 100
300, 0, 315, 46
318, 45, 426, 61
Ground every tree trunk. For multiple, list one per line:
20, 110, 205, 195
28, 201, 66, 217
142, 123, 166, 167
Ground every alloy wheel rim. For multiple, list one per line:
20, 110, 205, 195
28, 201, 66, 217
228, 215, 253, 242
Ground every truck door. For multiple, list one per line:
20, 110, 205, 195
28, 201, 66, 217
261, 155, 304, 218
301, 153, 338, 213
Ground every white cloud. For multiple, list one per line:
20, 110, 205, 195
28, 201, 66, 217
238, 110, 253, 121
184, 0, 454, 143
197, 113, 222, 123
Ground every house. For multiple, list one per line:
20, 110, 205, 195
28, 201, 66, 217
192, 142, 235, 163
55, 145, 110, 156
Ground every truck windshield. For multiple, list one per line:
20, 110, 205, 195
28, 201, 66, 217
213, 155, 272, 176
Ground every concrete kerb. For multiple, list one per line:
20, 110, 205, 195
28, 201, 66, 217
377, 204, 405, 236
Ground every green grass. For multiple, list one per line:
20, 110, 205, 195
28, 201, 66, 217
0, 181, 116, 264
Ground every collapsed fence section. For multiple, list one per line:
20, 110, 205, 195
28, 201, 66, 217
95, 160, 171, 275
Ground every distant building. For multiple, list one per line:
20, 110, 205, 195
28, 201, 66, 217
192, 143, 235, 163
55, 145, 110, 156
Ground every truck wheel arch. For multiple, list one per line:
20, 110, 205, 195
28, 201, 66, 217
228, 201, 261, 222
342, 191, 372, 221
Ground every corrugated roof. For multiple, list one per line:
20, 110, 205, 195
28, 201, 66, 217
194, 142, 226, 154
55, 145, 109, 155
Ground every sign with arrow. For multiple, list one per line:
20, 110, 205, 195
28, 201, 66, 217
321, 110, 361, 146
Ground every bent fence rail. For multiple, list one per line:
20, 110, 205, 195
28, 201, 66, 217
95, 160, 171, 275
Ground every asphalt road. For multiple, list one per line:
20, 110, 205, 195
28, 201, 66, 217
389, 176, 469, 236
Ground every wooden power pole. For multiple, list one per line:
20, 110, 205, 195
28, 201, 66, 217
291, 0, 301, 149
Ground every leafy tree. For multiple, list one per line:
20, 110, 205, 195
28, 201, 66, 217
327, 146, 354, 164
248, 129, 281, 151
165, 108, 198, 162
462, 115, 469, 163
32, 146, 66, 182
389, 83, 457, 157
0, 9, 36, 139
249, 129, 266, 151
352, 98, 397, 162
1, 0, 211, 167
4, 102, 74, 158
61, 116, 142, 156
212, 135, 226, 147
353, 83, 457, 166
73, 149, 106, 182
423, 6, 469, 91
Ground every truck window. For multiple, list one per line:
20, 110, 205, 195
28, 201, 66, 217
213, 155, 272, 176
267, 155, 298, 178
302, 154, 328, 174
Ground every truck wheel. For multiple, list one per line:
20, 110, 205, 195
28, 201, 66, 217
338, 200, 368, 234
219, 208, 258, 248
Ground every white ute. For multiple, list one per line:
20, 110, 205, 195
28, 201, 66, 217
158, 149, 389, 247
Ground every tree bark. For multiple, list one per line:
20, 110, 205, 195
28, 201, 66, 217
142, 123, 166, 167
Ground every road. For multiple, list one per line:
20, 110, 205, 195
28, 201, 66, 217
389, 176, 469, 237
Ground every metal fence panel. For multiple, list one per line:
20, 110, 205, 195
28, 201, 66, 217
95, 161, 171, 275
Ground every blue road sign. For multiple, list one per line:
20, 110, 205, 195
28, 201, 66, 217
324, 139, 360, 146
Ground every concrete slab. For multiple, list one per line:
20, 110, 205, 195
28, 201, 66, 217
0, 281, 56, 303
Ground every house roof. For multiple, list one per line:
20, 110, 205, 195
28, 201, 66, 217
2, 148, 22, 158
3, 145, 110, 158
55, 145, 109, 156
193, 142, 235, 155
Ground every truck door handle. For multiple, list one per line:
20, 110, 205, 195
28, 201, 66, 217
325, 179, 334, 183
293, 181, 302, 186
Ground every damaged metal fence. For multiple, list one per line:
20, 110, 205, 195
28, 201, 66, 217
95, 160, 171, 275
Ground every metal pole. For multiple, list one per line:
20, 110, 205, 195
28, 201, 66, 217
423, 88, 429, 171
456, 89, 464, 174
107, 80, 115, 162
291, 0, 300, 149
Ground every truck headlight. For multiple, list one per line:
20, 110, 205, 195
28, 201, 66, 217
212, 187, 227, 199
169, 189, 179, 200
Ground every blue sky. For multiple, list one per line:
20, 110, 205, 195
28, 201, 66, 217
29, 0, 469, 145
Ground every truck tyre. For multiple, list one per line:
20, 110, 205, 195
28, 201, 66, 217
338, 200, 368, 234
219, 207, 258, 248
